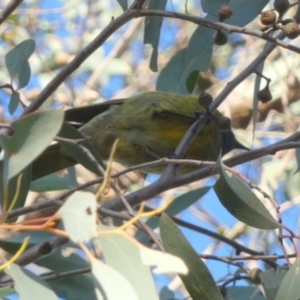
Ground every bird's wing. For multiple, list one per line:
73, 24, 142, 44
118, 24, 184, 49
64, 99, 124, 125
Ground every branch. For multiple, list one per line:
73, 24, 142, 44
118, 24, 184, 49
22, 8, 138, 115
0, 0, 23, 25
15, 235, 69, 266
139, 9, 300, 55
101, 138, 300, 212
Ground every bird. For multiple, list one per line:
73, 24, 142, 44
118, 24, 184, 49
31, 91, 248, 180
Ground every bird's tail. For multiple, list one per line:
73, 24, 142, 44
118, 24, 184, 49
32, 143, 76, 180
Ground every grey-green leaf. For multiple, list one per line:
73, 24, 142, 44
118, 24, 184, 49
9, 91, 20, 115
156, 26, 213, 95
144, 0, 167, 72
0, 110, 64, 182
226, 286, 265, 299
160, 214, 223, 300
5, 39, 35, 89
91, 256, 139, 300
201, 0, 230, 15
49, 275, 97, 300
157, 0, 268, 95
0, 286, 15, 298
213, 159, 279, 229
116, 0, 128, 11
98, 231, 158, 300
5, 264, 57, 300
274, 260, 300, 300
228, 0, 269, 27
262, 267, 289, 300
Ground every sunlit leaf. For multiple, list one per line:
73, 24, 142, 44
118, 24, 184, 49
156, 26, 213, 95
91, 256, 139, 300
58, 191, 97, 243
98, 228, 158, 300
5, 264, 57, 300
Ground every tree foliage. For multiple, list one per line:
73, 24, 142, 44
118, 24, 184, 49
0, 0, 299, 299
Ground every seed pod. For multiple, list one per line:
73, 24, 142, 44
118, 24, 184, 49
257, 83, 272, 103
260, 10, 277, 25
281, 21, 300, 39
198, 92, 213, 108
273, 0, 289, 18
218, 4, 233, 22
248, 268, 262, 285
213, 30, 228, 45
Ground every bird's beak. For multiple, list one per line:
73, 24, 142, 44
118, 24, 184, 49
221, 130, 249, 155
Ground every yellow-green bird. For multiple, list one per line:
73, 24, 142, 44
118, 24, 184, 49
32, 91, 247, 179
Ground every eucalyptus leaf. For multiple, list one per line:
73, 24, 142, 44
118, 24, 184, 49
91, 256, 139, 300
0, 231, 57, 253
49, 275, 97, 300
116, 0, 128, 11
156, 26, 213, 95
226, 286, 265, 300
9, 91, 20, 115
160, 214, 223, 300
30, 172, 73, 192
213, 158, 279, 229
5, 264, 57, 300
58, 191, 97, 243
274, 261, 300, 300
157, 0, 268, 94
5, 39, 35, 89
0, 286, 15, 298
98, 229, 158, 300
144, 0, 167, 72
37, 248, 89, 272
262, 267, 289, 300
201, 0, 230, 15
0, 110, 64, 182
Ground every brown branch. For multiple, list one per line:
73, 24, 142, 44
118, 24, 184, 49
15, 235, 69, 266
0, 0, 23, 25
